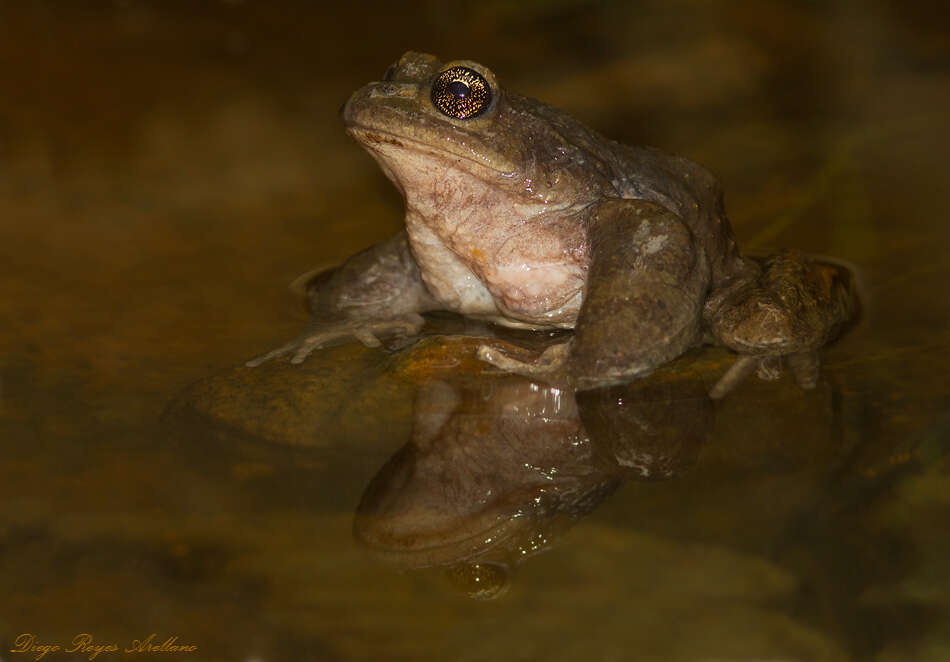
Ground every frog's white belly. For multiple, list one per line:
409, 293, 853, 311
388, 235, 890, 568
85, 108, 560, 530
405, 215, 584, 329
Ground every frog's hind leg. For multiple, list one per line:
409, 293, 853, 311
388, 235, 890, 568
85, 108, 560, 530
706, 250, 855, 398
567, 199, 708, 390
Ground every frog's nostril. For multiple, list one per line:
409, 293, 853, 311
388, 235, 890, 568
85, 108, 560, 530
369, 83, 417, 100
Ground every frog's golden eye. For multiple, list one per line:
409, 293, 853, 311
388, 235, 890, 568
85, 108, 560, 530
431, 66, 492, 119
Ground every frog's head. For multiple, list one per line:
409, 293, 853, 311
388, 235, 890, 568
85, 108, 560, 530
341, 52, 618, 216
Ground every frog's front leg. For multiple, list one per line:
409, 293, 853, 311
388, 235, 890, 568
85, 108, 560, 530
247, 231, 440, 367
705, 250, 856, 398
478, 199, 708, 390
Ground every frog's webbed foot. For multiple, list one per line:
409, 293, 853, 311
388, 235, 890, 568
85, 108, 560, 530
475, 341, 572, 385
246, 313, 425, 367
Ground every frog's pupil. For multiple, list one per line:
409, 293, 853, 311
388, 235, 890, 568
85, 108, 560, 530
448, 80, 468, 98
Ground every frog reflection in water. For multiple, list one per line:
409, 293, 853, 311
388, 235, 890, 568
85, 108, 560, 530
354, 373, 712, 599
249, 52, 854, 396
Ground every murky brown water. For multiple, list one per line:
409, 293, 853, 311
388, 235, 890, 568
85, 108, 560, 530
2, 1, 949, 660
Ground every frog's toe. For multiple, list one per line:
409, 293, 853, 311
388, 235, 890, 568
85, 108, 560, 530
354, 313, 426, 348
247, 314, 426, 368
385, 312, 426, 336
352, 328, 383, 348
476, 341, 570, 379
289, 331, 337, 364
246, 328, 343, 367
709, 355, 758, 399
709, 354, 784, 399
755, 356, 782, 381
475, 344, 529, 373
245, 340, 299, 368
710, 350, 823, 399
787, 350, 820, 389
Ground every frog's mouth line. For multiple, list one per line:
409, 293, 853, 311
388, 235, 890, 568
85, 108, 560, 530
345, 125, 514, 178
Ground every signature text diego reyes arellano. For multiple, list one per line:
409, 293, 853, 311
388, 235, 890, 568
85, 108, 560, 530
10, 633, 198, 660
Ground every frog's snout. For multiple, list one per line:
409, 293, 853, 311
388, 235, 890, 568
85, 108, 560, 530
341, 81, 420, 127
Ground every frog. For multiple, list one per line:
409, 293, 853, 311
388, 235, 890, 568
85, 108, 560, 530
248, 51, 855, 397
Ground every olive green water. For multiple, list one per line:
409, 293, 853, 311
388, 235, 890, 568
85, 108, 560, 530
2, 2, 949, 660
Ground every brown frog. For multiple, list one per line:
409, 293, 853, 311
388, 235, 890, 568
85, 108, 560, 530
249, 52, 854, 397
